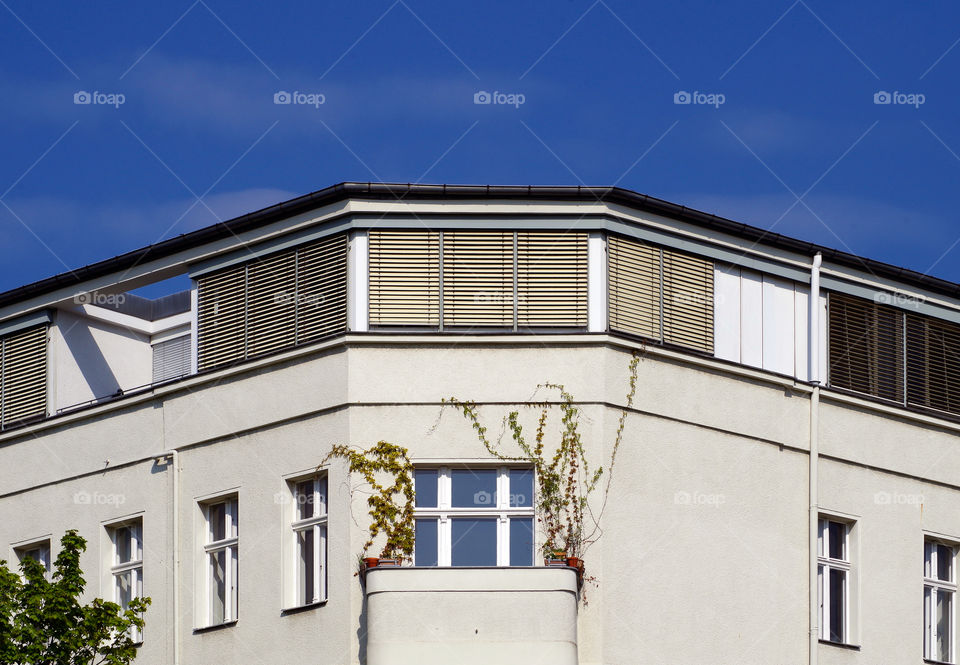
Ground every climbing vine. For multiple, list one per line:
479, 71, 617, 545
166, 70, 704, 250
323, 441, 416, 560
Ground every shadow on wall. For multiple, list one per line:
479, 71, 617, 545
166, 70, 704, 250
60, 316, 136, 403
358, 581, 368, 665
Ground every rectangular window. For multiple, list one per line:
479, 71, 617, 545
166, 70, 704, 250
818, 518, 851, 644
906, 314, 960, 416
202, 497, 238, 626
442, 232, 514, 328
827, 292, 903, 402
413, 466, 535, 567
152, 334, 191, 383
287, 476, 327, 608
369, 230, 441, 327
1, 325, 48, 429
607, 235, 714, 352
516, 232, 588, 328
196, 234, 348, 370
926, 539, 957, 663
14, 539, 51, 577
109, 521, 144, 642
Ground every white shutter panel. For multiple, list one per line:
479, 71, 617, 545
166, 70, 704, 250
369, 230, 440, 326
152, 335, 192, 383
1, 325, 47, 427
517, 232, 587, 327
442, 232, 514, 327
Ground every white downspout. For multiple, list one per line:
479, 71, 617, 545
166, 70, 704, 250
172, 448, 180, 665
809, 252, 822, 665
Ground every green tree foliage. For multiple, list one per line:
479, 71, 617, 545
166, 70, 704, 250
0, 530, 150, 665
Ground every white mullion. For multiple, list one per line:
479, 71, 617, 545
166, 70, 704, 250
312, 523, 321, 603
822, 562, 831, 640
224, 545, 233, 622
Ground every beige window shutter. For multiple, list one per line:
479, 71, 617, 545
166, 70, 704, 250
516, 232, 587, 327
246, 250, 297, 358
369, 230, 440, 326
662, 248, 714, 353
197, 263, 247, 371
296, 234, 348, 343
905, 313, 960, 415
608, 235, 661, 340
442, 231, 514, 327
828, 292, 903, 401
1, 324, 47, 427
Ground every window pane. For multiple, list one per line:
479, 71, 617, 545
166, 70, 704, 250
510, 517, 534, 566
829, 568, 845, 642
316, 476, 327, 516
415, 519, 438, 566
296, 480, 315, 520
415, 469, 438, 508
509, 469, 533, 508
451, 518, 497, 566
451, 469, 497, 508
229, 548, 238, 620
298, 528, 314, 605
926, 586, 933, 658
938, 589, 952, 662
209, 503, 226, 542
939, 544, 953, 582
117, 571, 133, 610
115, 526, 132, 564
828, 521, 844, 560
211, 551, 226, 624
229, 501, 238, 538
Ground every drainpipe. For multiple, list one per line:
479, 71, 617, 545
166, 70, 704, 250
171, 448, 181, 665
808, 252, 822, 665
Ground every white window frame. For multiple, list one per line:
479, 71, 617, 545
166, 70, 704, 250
201, 497, 238, 627
14, 538, 51, 578
108, 521, 143, 643
818, 517, 852, 644
412, 465, 535, 567
925, 537, 958, 664
284, 475, 327, 609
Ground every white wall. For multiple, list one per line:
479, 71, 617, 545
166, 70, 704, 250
714, 265, 827, 381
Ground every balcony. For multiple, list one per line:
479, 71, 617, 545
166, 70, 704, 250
364, 566, 579, 665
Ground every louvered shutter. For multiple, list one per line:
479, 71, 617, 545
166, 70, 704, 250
608, 235, 661, 339
152, 335, 191, 383
197, 264, 246, 371
1, 325, 47, 427
906, 314, 960, 415
516, 232, 587, 327
297, 234, 347, 343
246, 251, 297, 358
443, 232, 514, 327
369, 230, 440, 326
828, 293, 903, 401
662, 249, 714, 352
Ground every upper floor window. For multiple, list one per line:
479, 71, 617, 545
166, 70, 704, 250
607, 235, 714, 353
818, 518, 852, 644
0, 324, 48, 430
108, 521, 144, 642
368, 231, 588, 331
413, 466, 534, 567
201, 497, 238, 626
284, 475, 327, 608
925, 539, 957, 663
14, 538, 51, 577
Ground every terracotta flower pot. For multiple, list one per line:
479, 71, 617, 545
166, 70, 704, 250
362, 557, 380, 569
566, 556, 582, 570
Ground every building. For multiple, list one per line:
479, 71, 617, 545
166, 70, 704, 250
1, 182, 959, 665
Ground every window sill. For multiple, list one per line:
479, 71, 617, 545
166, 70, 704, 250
924, 659, 956, 665
819, 639, 860, 651
281, 600, 327, 615
193, 620, 237, 634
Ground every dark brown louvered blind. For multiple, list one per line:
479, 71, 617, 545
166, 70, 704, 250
516, 232, 587, 327
368, 230, 440, 326
442, 232, 514, 327
1, 324, 47, 428
827, 293, 903, 402
197, 234, 347, 371
608, 234, 714, 352
906, 313, 960, 415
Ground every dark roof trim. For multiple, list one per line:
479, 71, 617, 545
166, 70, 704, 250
1, 182, 957, 310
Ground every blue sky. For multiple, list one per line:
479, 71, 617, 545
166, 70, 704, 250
2, 0, 960, 296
